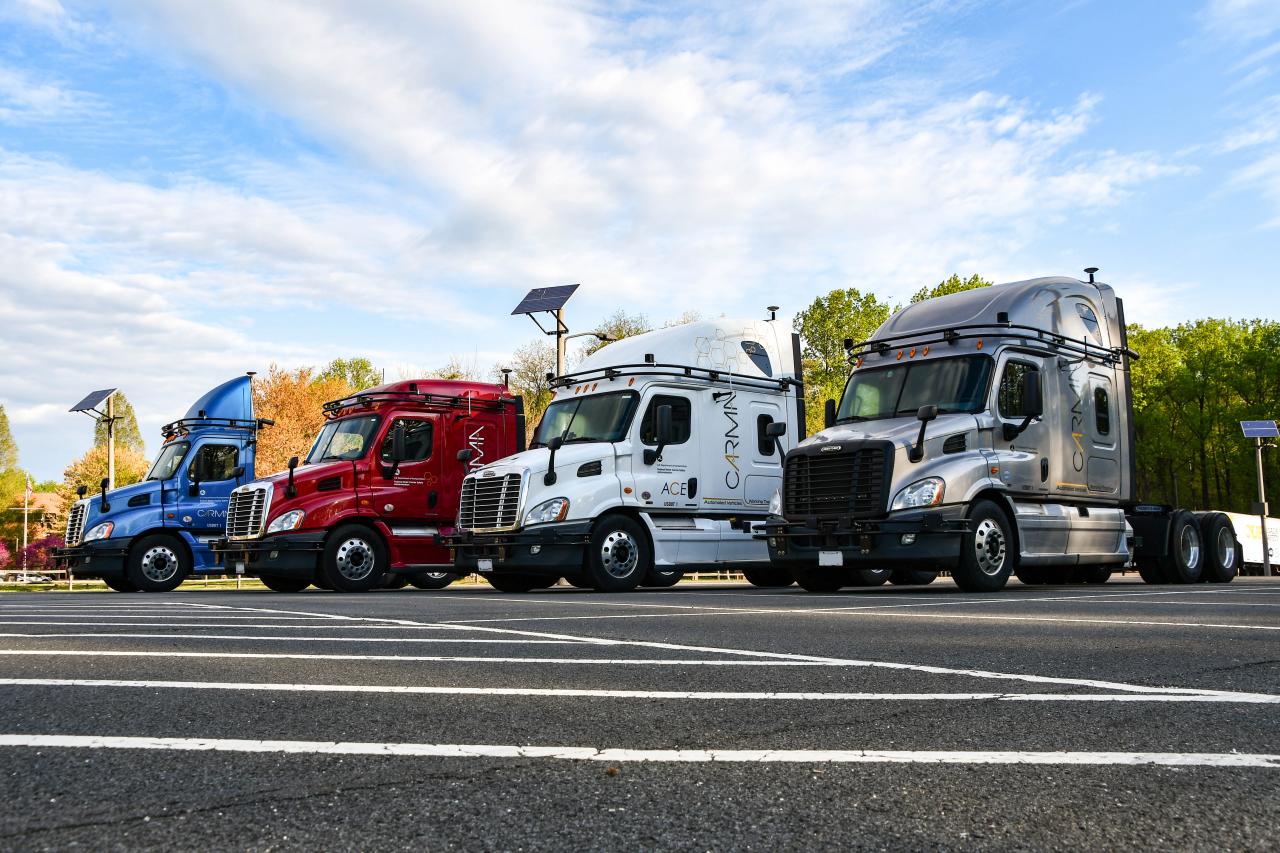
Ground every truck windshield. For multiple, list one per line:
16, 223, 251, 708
837, 356, 992, 422
308, 416, 381, 462
532, 392, 639, 447
146, 441, 190, 481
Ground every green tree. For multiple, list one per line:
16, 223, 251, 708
93, 393, 145, 455
579, 310, 652, 358
793, 288, 893, 433
0, 404, 17, 470
910, 273, 993, 304
317, 357, 382, 392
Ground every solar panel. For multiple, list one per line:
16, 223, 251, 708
511, 284, 579, 315
1241, 420, 1279, 438
69, 388, 117, 413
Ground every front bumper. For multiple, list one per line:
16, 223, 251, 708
762, 506, 969, 569
51, 537, 135, 578
443, 520, 593, 576
211, 533, 325, 579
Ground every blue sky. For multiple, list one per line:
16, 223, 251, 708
1, 0, 1278, 482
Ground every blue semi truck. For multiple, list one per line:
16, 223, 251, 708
53, 375, 269, 592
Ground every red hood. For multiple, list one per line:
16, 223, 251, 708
258, 459, 353, 488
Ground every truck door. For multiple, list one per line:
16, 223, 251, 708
1085, 373, 1120, 496
994, 355, 1050, 496
714, 394, 786, 563
376, 415, 441, 566
630, 388, 712, 563
181, 441, 244, 566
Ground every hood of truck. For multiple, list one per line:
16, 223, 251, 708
183, 375, 254, 422
78, 479, 163, 535
254, 458, 353, 491
800, 413, 979, 450
472, 443, 614, 478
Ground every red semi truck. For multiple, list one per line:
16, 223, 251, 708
212, 380, 524, 592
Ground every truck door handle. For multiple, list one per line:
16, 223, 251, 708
1040, 459, 1049, 482
428, 491, 438, 509
688, 478, 698, 499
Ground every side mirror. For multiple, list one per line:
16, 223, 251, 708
99, 477, 110, 513
286, 456, 299, 498
76, 485, 88, 498
1022, 372, 1043, 418
231, 465, 245, 480
644, 405, 673, 466
392, 422, 407, 462
824, 399, 837, 429
916, 405, 938, 423
457, 448, 474, 466
765, 420, 787, 458
907, 406, 938, 463
544, 436, 564, 486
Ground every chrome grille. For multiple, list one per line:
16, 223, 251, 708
458, 472, 523, 532
783, 444, 890, 520
64, 500, 88, 546
226, 485, 270, 540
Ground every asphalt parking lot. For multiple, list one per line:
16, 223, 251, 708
1, 576, 1278, 850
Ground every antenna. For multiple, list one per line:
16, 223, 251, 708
767, 305, 779, 321
1084, 267, 1099, 284
501, 368, 512, 390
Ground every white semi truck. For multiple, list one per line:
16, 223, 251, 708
446, 317, 804, 591
765, 272, 1242, 592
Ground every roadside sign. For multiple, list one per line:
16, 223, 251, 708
1240, 420, 1278, 438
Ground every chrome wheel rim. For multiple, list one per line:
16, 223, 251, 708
140, 545, 181, 583
973, 518, 1007, 576
335, 537, 376, 581
424, 571, 451, 580
600, 530, 640, 579
1217, 528, 1236, 570
1180, 525, 1201, 570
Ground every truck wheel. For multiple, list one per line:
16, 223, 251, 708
742, 566, 795, 588
409, 572, 457, 590
642, 567, 683, 587
584, 516, 649, 592
564, 574, 594, 589
1159, 511, 1203, 584
953, 500, 1015, 592
848, 568, 890, 587
1014, 566, 1047, 585
889, 569, 937, 586
381, 573, 410, 590
791, 567, 845, 592
486, 573, 548, 593
259, 575, 310, 593
102, 575, 138, 592
125, 535, 190, 592
1199, 513, 1238, 583
1079, 566, 1112, 584
320, 525, 387, 592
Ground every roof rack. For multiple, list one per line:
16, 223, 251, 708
322, 389, 520, 417
160, 416, 268, 439
846, 322, 1138, 366
549, 361, 799, 393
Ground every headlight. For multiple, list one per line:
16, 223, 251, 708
84, 522, 114, 541
266, 510, 306, 533
524, 498, 570, 526
768, 489, 783, 516
891, 478, 945, 511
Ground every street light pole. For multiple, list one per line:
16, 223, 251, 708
1256, 436, 1272, 578
106, 394, 116, 490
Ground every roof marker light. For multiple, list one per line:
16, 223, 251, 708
897, 350, 904, 360
922, 346, 930, 356
976, 340, 984, 349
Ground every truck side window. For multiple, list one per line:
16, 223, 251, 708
740, 341, 773, 377
998, 361, 1039, 418
189, 445, 239, 481
1094, 387, 1110, 436
757, 414, 777, 456
640, 396, 692, 445
381, 418, 433, 463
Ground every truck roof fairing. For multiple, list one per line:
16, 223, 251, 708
322, 379, 518, 418
161, 375, 258, 438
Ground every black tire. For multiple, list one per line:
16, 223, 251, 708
259, 575, 310, 593
889, 568, 938, 586
125, 534, 190, 592
848, 568, 890, 587
1160, 510, 1204, 584
1044, 567, 1077, 585
319, 525, 387, 592
102, 575, 138, 592
791, 567, 845, 592
1137, 559, 1167, 584
742, 565, 795, 588
583, 515, 649, 592
409, 571, 458, 590
1199, 513, 1238, 583
486, 573, 548, 593
564, 574, 594, 589
1079, 565, 1112, 584
1014, 566, 1048, 585
381, 573, 410, 590
642, 567, 684, 588
953, 500, 1015, 592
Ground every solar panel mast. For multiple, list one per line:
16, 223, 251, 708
511, 284, 581, 377
69, 388, 120, 489
1240, 420, 1278, 577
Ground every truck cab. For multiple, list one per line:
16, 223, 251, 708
54, 375, 264, 591
766, 274, 1239, 592
212, 380, 524, 592
448, 318, 804, 592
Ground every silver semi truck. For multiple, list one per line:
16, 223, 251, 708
765, 272, 1241, 592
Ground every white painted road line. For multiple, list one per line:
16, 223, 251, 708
2, 677, 1278, 703
0, 633, 587, 645
2, 734, 1277, 767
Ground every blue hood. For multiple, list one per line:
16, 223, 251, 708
80, 479, 163, 532
183, 376, 253, 422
